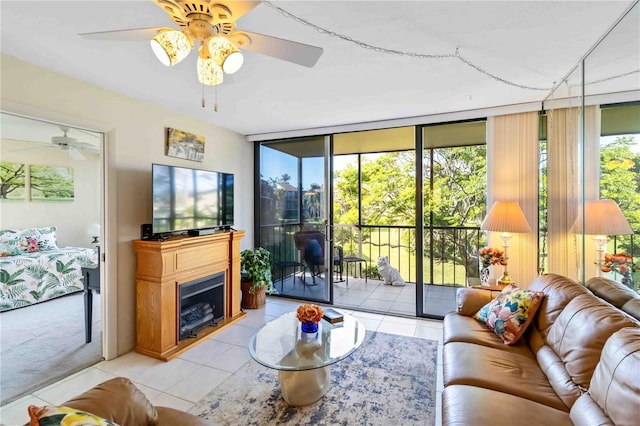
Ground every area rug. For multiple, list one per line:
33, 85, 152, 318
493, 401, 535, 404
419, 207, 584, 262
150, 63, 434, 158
190, 331, 438, 425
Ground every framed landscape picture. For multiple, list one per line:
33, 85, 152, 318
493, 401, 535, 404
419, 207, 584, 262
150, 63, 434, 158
30, 165, 75, 201
166, 127, 205, 162
0, 161, 26, 201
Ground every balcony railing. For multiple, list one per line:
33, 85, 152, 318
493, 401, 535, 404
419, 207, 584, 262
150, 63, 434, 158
260, 223, 483, 286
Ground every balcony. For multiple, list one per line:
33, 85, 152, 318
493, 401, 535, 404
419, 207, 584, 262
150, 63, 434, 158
261, 223, 483, 318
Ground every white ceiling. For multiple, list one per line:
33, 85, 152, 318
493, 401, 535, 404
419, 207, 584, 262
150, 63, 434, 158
0, 1, 637, 137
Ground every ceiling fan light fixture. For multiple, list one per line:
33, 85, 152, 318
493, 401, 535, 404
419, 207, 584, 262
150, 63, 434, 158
208, 36, 244, 74
150, 30, 192, 66
197, 55, 224, 85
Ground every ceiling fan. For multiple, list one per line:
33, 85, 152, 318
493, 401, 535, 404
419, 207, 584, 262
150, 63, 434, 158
79, 0, 323, 87
11, 126, 100, 161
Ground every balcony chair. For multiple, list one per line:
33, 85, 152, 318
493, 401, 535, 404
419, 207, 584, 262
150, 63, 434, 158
294, 231, 324, 285
334, 245, 344, 282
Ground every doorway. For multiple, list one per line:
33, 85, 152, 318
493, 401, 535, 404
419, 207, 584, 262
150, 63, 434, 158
256, 136, 333, 304
0, 112, 104, 404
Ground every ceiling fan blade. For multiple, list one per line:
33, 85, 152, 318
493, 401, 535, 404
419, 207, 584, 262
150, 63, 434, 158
224, 1, 261, 20
232, 31, 323, 67
67, 148, 86, 161
78, 27, 169, 42
70, 142, 100, 153
10, 144, 56, 152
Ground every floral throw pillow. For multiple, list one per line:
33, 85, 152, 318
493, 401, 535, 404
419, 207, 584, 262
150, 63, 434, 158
484, 285, 545, 345
473, 283, 519, 322
24, 226, 59, 251
36, 230, 59, 251
28, 405, 120, 426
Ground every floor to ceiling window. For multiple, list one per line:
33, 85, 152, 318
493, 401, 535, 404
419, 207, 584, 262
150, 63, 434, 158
598, 103, 640, 291
256, 121, 489, 319
420, 120, 487, 318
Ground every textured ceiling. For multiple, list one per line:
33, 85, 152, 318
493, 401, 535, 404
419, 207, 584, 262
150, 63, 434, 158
0, 1, 637, 137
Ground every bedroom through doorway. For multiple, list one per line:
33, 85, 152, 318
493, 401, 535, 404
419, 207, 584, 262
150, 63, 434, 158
0, 112, 104, 405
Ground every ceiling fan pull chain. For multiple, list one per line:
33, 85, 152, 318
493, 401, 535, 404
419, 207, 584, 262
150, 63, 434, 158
201, 78, 206, 108
214, 83, 218, 112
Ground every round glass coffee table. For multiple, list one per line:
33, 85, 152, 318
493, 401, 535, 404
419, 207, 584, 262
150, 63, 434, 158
249, 311, 365, 406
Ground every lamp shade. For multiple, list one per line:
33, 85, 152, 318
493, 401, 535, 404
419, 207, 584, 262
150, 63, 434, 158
481, 201, 531, 233
150, 30, 192, 66
572, 199, 633, 236
197, 55, 224, 85
87, 223, 100, 237
208, 36, 244, 74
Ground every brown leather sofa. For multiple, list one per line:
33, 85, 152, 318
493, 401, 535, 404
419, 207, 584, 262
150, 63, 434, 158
585, 275, 640, 320
442, 273, 640, 426
32, 377, 217, 425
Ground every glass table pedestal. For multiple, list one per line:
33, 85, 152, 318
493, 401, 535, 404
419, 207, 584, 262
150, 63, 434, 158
249, 311, 365, 407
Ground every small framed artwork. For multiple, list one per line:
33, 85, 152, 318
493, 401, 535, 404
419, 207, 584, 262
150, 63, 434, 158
0, 161, 26, 201
30, 165, 75, 201
166, 127, 205, 162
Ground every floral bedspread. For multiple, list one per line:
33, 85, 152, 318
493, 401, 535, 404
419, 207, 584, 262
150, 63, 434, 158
0, 247, 98, 312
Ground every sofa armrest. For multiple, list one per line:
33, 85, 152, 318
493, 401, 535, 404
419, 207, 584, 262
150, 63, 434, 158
456, 288, 492, 316
63, 377, 158, 426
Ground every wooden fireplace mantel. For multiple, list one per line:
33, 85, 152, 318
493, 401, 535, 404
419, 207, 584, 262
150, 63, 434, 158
132, 230, 245, 361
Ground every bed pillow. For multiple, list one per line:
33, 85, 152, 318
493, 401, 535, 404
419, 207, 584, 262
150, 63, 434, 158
0, 240, 22, 257
0, 229, 22, 244
484, 284, 545, 345
28, 405, 120, 426
21, 226, 59, 251
36, 229, 59, 251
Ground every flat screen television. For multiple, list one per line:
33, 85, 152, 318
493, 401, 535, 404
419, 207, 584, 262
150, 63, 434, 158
152, 163, 234, 234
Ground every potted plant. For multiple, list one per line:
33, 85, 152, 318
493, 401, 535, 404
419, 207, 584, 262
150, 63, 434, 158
240, 247, 274, 309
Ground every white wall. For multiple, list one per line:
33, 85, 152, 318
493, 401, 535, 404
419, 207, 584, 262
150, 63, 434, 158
0, 55, 254, 356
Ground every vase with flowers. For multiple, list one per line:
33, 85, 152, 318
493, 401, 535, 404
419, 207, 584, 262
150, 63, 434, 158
296, 304, 324, 333
601, 252, 638, 289
478, 247, 507, 286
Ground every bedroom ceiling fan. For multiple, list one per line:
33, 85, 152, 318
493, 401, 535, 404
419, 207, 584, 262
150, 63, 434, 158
11, 126, 100, 161
79, 0, 324, 87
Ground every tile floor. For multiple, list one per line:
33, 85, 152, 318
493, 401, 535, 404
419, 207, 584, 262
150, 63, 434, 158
0, 297, 444, 426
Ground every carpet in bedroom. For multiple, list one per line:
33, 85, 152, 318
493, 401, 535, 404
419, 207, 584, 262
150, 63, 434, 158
0, 292, 102, 405
189, 331, 438, 426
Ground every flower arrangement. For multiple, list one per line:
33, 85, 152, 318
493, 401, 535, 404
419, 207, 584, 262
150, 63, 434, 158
601, 253, 638, 285
479, 247, 507, 268
296, 304, 324, 324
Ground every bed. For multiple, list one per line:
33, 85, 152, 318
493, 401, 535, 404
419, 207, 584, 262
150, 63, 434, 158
0, 227, 98, 312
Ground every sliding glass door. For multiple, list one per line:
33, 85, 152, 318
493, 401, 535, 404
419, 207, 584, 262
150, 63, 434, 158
257, 136, 332, 304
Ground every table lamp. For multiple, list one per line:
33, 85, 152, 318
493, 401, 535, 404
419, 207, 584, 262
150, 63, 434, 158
572, 199, 632, 277
481, 201, 532, 285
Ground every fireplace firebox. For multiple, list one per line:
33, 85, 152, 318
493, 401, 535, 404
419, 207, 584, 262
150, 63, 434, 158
179, 272, 225, 340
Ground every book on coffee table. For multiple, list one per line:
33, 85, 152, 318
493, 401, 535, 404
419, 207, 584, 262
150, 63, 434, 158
323, 308, 344, 324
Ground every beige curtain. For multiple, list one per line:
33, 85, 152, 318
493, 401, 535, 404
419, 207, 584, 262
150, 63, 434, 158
486, 111, 539, 288
546, 106, 600, 282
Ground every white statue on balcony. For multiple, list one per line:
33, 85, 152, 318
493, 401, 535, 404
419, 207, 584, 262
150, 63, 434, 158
377, 256, 405, 286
